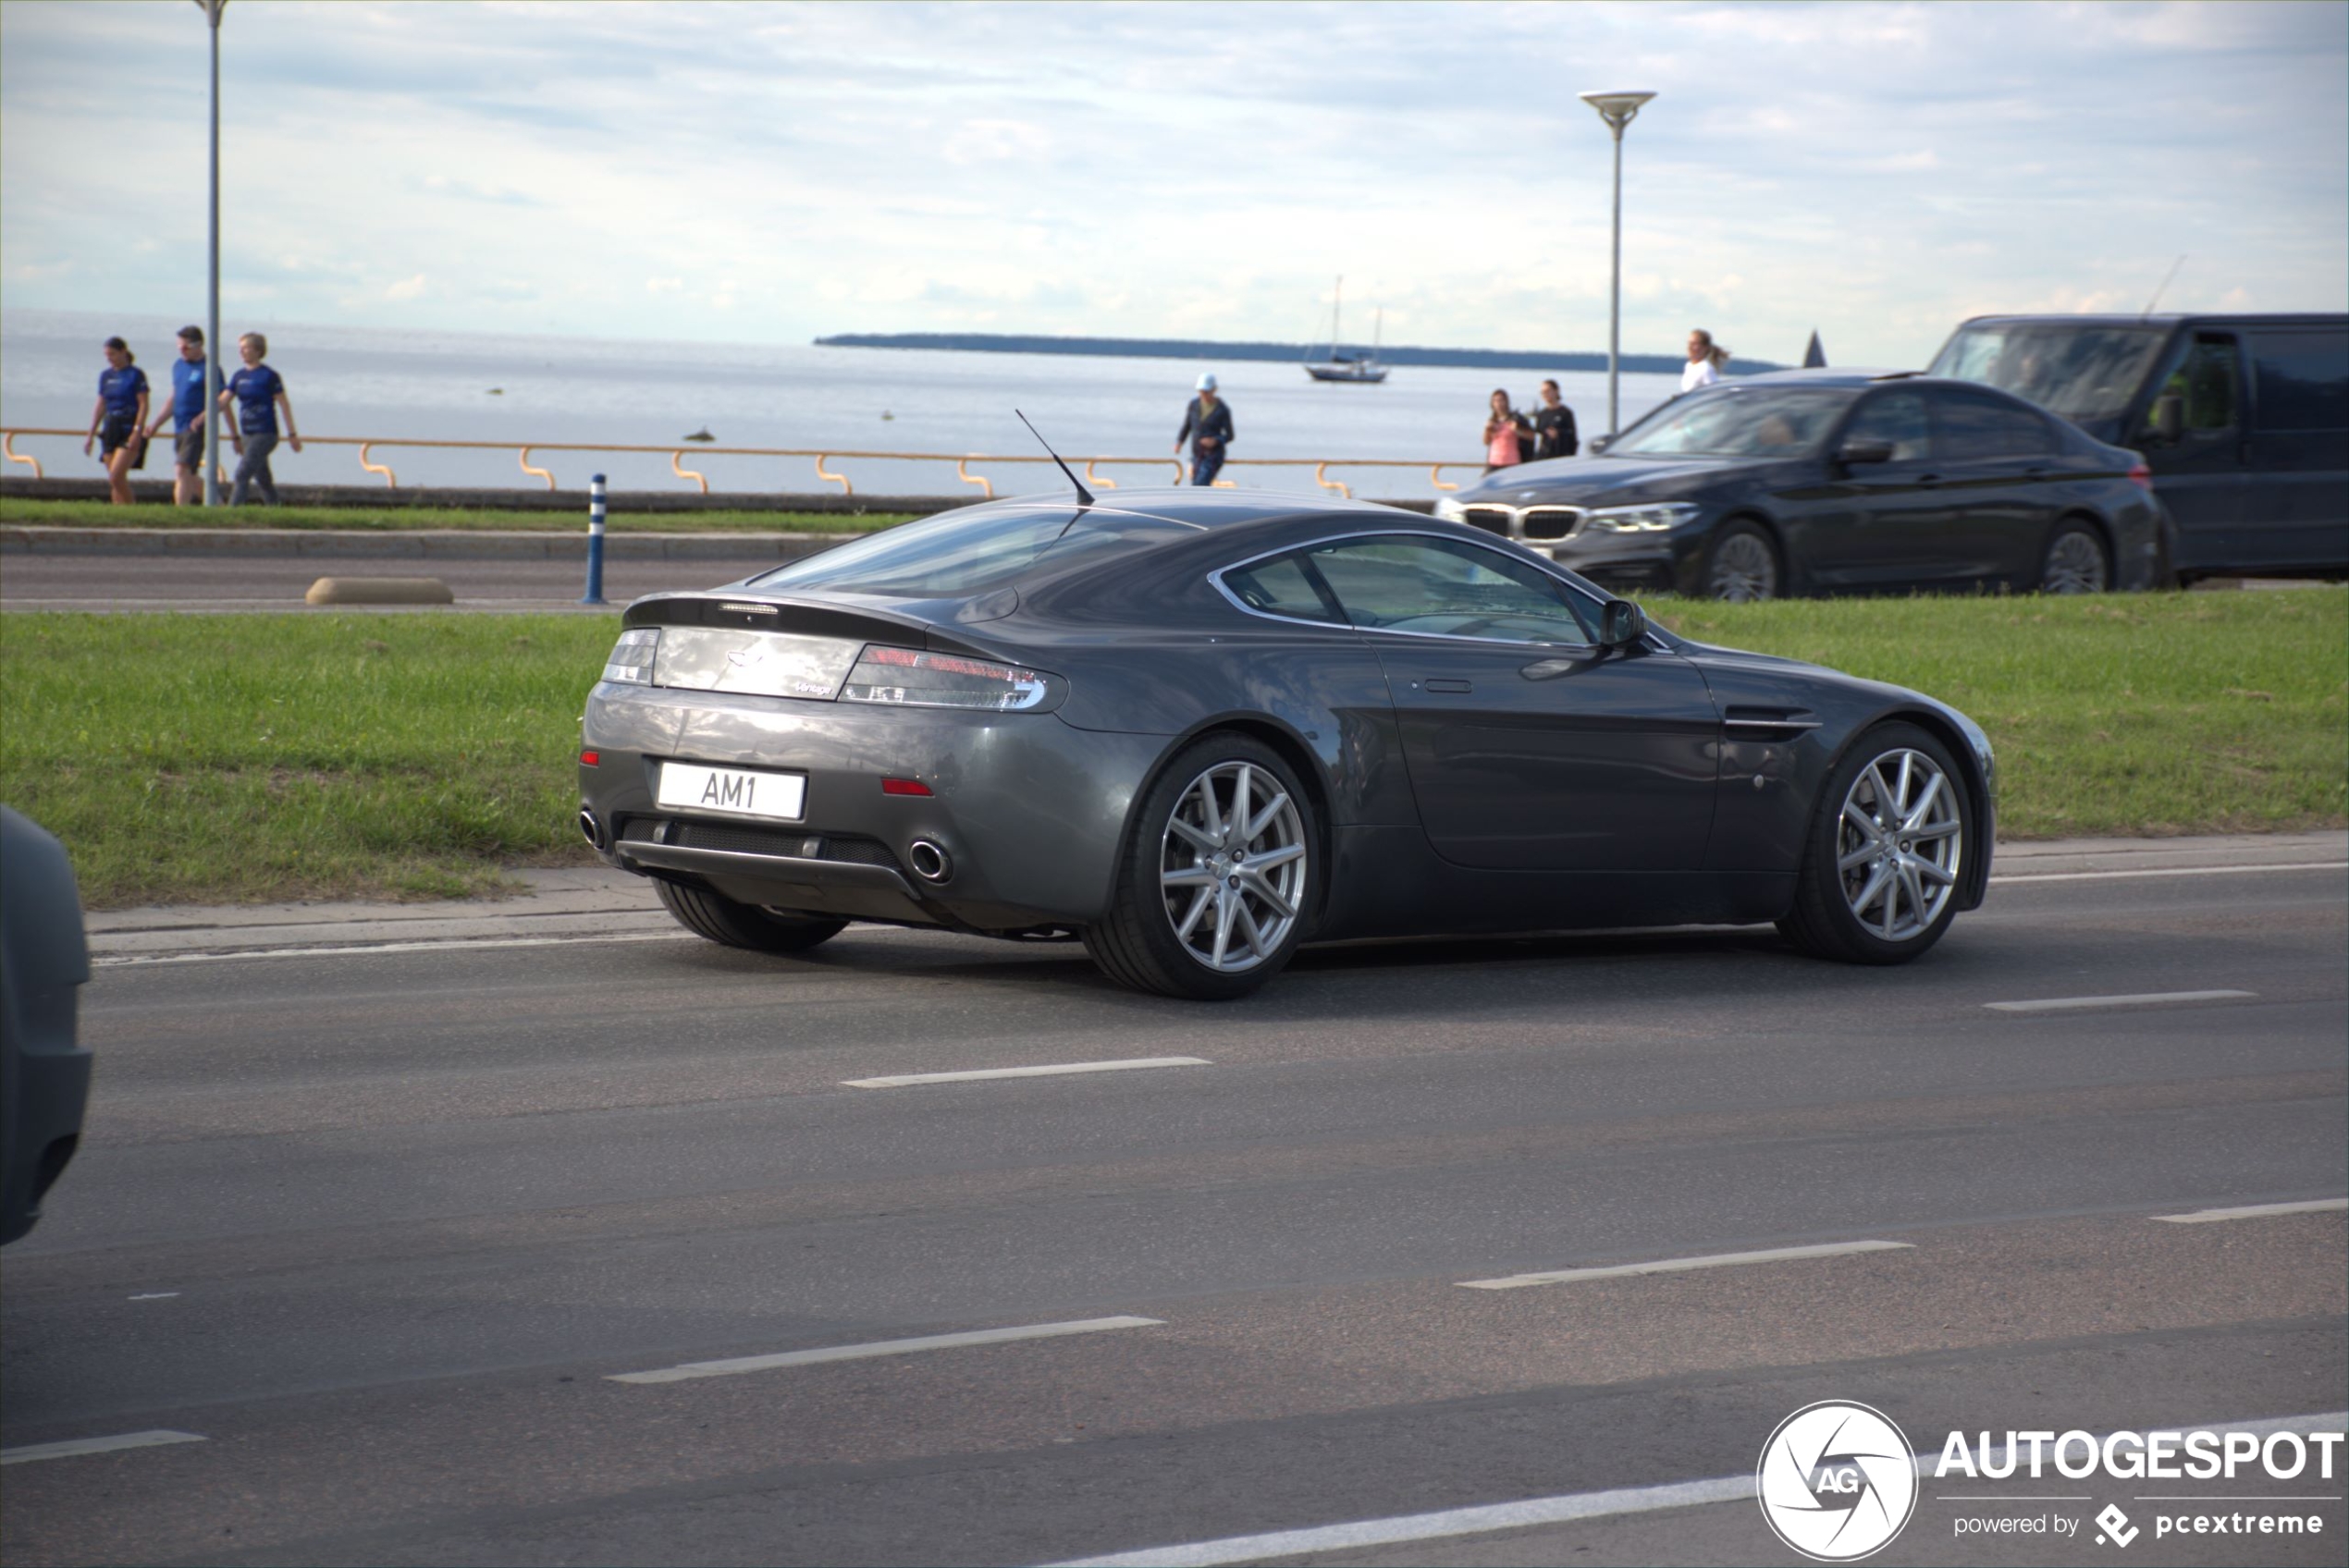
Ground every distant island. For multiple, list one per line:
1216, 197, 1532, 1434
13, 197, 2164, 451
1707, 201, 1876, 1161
814, 332, 1783, 377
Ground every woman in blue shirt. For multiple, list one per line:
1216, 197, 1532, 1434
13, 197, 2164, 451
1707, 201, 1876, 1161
218, 331, 302, 506
81, 336, 150, 506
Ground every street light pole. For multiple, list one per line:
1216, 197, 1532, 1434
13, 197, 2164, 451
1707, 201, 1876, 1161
196, 0, 227, 506
1578, 90, 1655, 438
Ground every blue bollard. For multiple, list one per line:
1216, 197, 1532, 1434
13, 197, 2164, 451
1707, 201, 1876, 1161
582, 472, 607, 605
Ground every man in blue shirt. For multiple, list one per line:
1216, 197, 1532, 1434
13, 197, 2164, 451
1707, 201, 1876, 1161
217, 331, 301, 506
144, 326, 211, 506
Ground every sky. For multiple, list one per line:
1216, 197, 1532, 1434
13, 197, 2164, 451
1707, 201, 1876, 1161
2, 0, 2344, 368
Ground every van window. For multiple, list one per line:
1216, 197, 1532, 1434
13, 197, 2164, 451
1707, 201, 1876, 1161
1932, 390, 2058, 460
2249, 331, 2349, 432
2140, 335, 2240, 439
1928, 324, 2166, 426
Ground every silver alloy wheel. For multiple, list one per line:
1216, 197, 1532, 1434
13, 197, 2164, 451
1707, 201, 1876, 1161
2043, 528, 2109, 594
1833, 747, 1963, 942
1158, 760, 1309, 973
1708, 532, 1779, 601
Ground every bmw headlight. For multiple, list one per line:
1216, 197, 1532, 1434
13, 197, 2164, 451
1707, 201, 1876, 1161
602, 627, 659, 684
1584, 502, 1700, 533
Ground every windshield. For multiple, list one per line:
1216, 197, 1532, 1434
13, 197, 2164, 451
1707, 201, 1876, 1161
1608, 386, 1853, 458
749, 507, 1190, 598
1927, 324, 2166, 425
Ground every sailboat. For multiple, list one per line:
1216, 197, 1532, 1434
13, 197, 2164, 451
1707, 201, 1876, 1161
1303, 276, 1389, 384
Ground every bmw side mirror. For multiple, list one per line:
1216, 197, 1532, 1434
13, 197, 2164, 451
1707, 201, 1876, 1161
2152, 392, 2185, 444
1588, 435, 1613, 455
1599, 598, 1648, 648
1836, 438, 1895, 466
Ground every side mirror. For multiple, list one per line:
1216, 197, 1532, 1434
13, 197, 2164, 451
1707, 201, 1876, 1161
2152, 391, 2185, 443
1588, 435, 1614, 456
1836, 438, 1896, 466
1599, 598, 1649, 648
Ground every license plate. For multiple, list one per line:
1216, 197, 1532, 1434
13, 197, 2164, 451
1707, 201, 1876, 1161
657, 762, 806, 821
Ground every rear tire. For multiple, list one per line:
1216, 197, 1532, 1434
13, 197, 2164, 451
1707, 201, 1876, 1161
1777, 722, 1972, 965
2039, 521, 2110, 594
1084, 733, 1316, 999
654, 878, 847, 953
1703, 521, 1783, 601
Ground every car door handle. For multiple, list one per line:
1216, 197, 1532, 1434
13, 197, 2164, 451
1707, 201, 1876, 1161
1915, 472, 1941, 487
1424, 678, 1473, 693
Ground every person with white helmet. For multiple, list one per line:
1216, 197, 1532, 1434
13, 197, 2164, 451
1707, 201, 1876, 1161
1174, 371, 1235, 486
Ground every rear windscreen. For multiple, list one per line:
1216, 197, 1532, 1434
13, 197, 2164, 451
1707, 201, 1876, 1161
749, 507, 1191, 597
1928, 325, 2166, 426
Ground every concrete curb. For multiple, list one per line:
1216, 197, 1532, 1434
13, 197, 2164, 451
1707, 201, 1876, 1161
4, 525, 859, 561
81, 830, 2346, 962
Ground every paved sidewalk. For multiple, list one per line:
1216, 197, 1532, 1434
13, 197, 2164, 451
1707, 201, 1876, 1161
81, 830, 2347, 963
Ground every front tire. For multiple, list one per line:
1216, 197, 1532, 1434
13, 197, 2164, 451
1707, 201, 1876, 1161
1777, 722, 1971, 964
1703, 521, 1783, 601
1084, 733, 1316, 999
655, 878, 848, 953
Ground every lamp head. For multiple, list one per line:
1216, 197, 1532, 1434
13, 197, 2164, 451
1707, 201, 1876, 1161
1579, 90, 1657, 136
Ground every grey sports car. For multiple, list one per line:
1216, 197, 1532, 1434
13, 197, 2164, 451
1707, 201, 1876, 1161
578, 487, 1996, 998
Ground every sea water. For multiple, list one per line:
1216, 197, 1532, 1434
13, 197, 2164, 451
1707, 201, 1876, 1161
0, 308, 1683, 501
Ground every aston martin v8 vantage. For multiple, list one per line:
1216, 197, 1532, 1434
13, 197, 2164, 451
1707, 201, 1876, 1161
578, 488, 1995, 998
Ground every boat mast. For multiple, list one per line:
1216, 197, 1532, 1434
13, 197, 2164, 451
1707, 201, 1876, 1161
1333, 276, 1343, 358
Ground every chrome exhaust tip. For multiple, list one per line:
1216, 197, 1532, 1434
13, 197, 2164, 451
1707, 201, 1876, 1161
578, 809, 607, 851
907, 839, 953, 884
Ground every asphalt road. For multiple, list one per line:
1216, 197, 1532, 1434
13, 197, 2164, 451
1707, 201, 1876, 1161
0, 551, 777, 611
3, 865, 2343, 1566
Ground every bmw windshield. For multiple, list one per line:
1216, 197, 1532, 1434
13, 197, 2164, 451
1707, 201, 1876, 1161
1607, 386, 1853, 459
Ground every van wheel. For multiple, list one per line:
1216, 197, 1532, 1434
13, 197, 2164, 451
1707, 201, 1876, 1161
655, 878, 847, 952
2040, 522, 2110, 594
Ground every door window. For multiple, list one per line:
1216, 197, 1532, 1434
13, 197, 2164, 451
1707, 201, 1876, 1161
1841, 389, 1933, 461
1933, 390, 2059, 459
2248, 331, 2349, 432
2139, 335, 2240, 439
1304, 536, 1596, 645
1219, 552, 1345, 623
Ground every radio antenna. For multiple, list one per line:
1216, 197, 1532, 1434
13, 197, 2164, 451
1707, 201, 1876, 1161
2141, 254, 2187, 320
1015, 410, 1093, 508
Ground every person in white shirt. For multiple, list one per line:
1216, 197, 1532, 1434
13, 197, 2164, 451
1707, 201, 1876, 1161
1681, 328, 1730, 392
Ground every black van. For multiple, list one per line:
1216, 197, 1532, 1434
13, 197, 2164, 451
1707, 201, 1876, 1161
1928, 314, 2347, 580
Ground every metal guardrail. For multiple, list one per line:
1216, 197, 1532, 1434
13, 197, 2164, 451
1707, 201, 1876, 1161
0, 429, 1479, 500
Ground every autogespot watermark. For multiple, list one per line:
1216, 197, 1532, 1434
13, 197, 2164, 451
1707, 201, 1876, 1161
1758, 1403, 2345, 1560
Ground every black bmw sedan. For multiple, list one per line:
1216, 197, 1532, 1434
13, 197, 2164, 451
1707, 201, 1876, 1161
580, 487, 1996, 998
1436, 369, 2168, 599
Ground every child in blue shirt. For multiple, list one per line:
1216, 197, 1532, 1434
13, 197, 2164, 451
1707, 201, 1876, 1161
218, 331, 301, 506
82, 336, 150, 506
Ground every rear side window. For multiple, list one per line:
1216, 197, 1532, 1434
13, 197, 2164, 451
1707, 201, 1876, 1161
2249, 331, 2349, 432
1220, 553, 1343, 623
1933, 391, 2058, 459
1841, 389, 1932, 461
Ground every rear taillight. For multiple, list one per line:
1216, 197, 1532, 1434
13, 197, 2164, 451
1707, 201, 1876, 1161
2127, 462, 2155, 492
840, 646, 1055, 712
579, 750, 600, 766
602, 628, 658, 684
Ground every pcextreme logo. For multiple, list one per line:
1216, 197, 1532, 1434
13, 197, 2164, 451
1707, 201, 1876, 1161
1757, 1401, 1921, 1561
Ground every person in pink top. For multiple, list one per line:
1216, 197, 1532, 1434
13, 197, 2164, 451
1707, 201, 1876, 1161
1482, 388, 1530, 473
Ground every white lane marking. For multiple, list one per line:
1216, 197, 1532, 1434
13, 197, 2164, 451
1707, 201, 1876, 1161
1457, 1239, 1912, 1291
843, 1058, 1210, 1089
1049, 1412, 2349, 1568
92, 931, 695, 967
1984, 989, 2257, 1013
127, 1292, 180, 1301
609, 1315, 1162, 1385
2153, 1197, 2349, 1224
1990, 861, 2346, 885
1, 1430, 206, 1466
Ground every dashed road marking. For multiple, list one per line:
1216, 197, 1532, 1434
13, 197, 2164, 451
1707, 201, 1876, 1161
843, 1058, 1210, 1089
2153, 1197, 2348, 1224
1457, 1239, 1912, 1291
609, 1316, 1163, 1384
1, 1430, 206, 1466
1985, 989, 2257, 1013
93, 931, 695, 967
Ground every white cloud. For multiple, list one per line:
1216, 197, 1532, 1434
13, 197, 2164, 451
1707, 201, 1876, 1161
384, 274, 426, 301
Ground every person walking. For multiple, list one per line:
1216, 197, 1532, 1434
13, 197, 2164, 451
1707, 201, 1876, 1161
145, 325, 211, 506
1175, 373, 1234, 486
220, 331, 301, 505
1531, 378, 1579, 460
1682, 328, 1730, 392
1482, 388, 1530, 473
82, 336, 149, 506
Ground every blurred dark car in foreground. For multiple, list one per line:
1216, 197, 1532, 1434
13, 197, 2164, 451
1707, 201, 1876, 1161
1436, 369, 2167, 600
1929, 312, 2348, 582
579, 487, 1995, 998
2, 806, 92, 1244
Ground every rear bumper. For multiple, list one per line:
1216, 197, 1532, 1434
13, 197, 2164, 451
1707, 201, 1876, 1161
579, 682, 1169, 930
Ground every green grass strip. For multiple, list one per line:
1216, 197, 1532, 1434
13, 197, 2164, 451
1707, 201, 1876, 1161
0, 496, 911, 534
1, 592, 2341, 909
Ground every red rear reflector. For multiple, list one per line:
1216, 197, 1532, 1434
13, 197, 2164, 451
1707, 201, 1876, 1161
2128, 462, 2154, 491
579, 751, 600, 766
881, 778, 932, 796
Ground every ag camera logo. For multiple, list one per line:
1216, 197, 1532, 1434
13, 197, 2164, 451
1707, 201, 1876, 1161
1758, 1401, 1919, 1561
